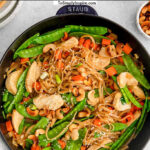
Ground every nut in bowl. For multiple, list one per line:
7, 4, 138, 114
137, 1, 150, 38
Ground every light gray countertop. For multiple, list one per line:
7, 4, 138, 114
0, 1, 149, 150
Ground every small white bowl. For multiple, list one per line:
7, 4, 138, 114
136, 1, 150, 39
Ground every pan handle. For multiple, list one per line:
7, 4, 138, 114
56, 5, 98, 16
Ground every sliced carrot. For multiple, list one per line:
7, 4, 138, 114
43, 61, 49, 69
58, 140, 66, 149
55, 50, 62, 60
118, 56, 124, 64
123, 43, 133, 54
62, 51, 70, 58
93, 118, 101, 126
0, 0, 6, 9
79, 38, 85, 46
20, 97, 30, 104
108, 106, 113, 110
47, 143, 51, 147
105, 66, 117, 76
90, 43, 99, 50
63, 32, 68, 41
121, 119, 127, 123
20, 58, 29, 64
128, 88, 132, 93
126, 112, 134, 122
6, 120, 13, 132
81, 146, 86, 150
110, 85, 115, 90
33, 82, 41, 91
57, 61, 64, 69
72, 75, 84, 81
102, 39, 111, 46
83, 39, 91, 49
31, 143, 41, 150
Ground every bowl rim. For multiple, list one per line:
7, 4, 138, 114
136, 1, 150, 39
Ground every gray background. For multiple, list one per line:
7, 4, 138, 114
0, 1, 149, 150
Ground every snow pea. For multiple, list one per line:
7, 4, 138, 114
135, 97, 148, 135
43, 147, 51, 150
112, 123, 127, 132
55, 98, 86, 126
123, 53, 150, 89
78, 114, 94, 122
112, 76, 129, 103
110, 120, 138, 150
147, 100, 150, 112
65, 128, 87, 150
69, 32, 116, 45
18, 118, 25, 134
51, 140, 62, 150
62, 93, 77, 105
33, 28, 71, 44
65, 25, 108, 35
15, 103, 40, 120
7, 83, 25, 113
17, 68, 28, 88
30, 117, 49, 134
123, 85, 142, 108
13, 33, 40, 59
38, 121, 70, 147
2, 89, 14, 102
17, 45, 45, 58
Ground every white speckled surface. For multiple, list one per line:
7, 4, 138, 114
0, 1, 149, 150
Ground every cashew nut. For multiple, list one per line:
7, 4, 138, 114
117, 72, 138, 88
87, 90, 99, 106
56, 108, 64, 119
113, 92, 131, 111
33, 94, 64, 110
43, 44, 56, 53
5, 68, 23, 95
69, 124, 78, 132
35, 129, 45, 137
25, 61, 41, 93
70, 128, 79, 140
26, 107, 39, 116
12, 110, 24, 133
76, 88, 85, 102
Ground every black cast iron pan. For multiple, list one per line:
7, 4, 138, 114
0, 5, 150, 150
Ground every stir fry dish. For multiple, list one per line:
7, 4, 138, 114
2, 25, 150, 150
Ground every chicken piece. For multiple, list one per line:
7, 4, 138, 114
33, 94, 64, 110
12, 110, 24, 133
59, 37, 78, 50
5, 68, 23, 95
25, 61, 40, 93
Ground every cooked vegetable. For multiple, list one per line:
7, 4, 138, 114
105, 66, 117, 76
51, 140, 62, 150
66, 25, 108, 35
123, 85, 142, 108
17, 45, 45, 58
18, 119, 25, 134
123, 53, 150, 89
30, 117, 49, 134
33, 28, 71, 44
110, 120, 138, 150
13, 33, 40, 59
55, 74, 62, 84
